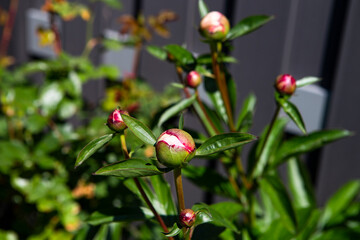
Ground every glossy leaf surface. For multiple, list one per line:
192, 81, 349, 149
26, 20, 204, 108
121, 114, 157, 146
163, 44, 195, 66
195, 132, 257, 157
94, 158, 171, 178
296, 76, 321, 88
273, 129, 352, 167
278, 98, 306, 134
146, 45, 167, 61
198, 0, 209, 18
226, 15, 273, 40
157, 95, 196, 127
236, 93, 256, 132
75, 133, 115, 168
318, 180, 360, 229
87, 207, 153, 225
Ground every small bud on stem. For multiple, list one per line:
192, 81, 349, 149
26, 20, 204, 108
106, 109, 129, 132
200, 11, 230, 41
275, 74, 296, 95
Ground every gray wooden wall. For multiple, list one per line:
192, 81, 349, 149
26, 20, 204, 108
3, 0, 360, 205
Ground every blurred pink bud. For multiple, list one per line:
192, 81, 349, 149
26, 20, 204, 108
200, 11, 230, 40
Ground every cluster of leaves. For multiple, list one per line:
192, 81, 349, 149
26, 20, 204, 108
73, 1, 360, 240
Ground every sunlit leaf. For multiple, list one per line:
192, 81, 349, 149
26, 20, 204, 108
121, 114, 157, 146
75, 134, 115, 168
195, 132, 257, 157
278, 98, 306, 134
146, 45, 167, 61
198, 0, 209, 18
296, 76, 321, 88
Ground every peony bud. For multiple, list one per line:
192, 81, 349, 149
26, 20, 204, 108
106, 109, 129, 132
200, 11, 230, 40
275, 74, 296, 95
155, 129, 195, 168
186, 71, 202, 88
179, 209, 196, 228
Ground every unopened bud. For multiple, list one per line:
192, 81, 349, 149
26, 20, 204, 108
155, 129, 195, 168
200, 11, 230, 40
106, 109, 129, 132
179, 209, 196, 228
275, 74, 296, 95
186, 71, 202, 88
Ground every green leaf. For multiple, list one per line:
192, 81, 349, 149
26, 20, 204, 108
157, 95, 196, 127
204, 76, 228, 124
251, 118, 288, 178
195, 132, 257, 157
272, 129, 352, 167
182, 165, 238, 199
226, 15, 274, 40
310, 228, 360, 240
102, 39, 123, 51
178, 112, 184, 130
296, 209, 321, 240
68, 71, 82, 97
87, 207, 153, 225
94, 158, 172, 178
318, 180, 360, 229
287, 158, 316, 209
236, 93, 256, 132
210, 202, 243, 220
192, 101, 218, 136
259, 175, 297, 233
94, 0, 122, 10
99, 65, 120, 80
146, 45, 167, 61
164, 223, 182, 237
193, 208, 212, 227
197, 54, 237, 65
278, 98, 306, 134
198, 0, 209, 18
163, 44, 195, 66
296, 76, 321, 88
39, 83, 64, 116
192, 203, 239, 233
258, 219, 293, 240
75, 134, 115, 168
150, 175, 177, 215
121, 114, 157, 146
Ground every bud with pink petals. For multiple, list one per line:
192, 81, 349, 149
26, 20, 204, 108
106, 109, 129, 132
200, 11, 230, 41
179, 209, 196, 228
155, 129, 196, 168
186, 71, 202, 88
275, 74, 296, 95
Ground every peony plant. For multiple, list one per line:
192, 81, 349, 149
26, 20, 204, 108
75, 0, 360, 239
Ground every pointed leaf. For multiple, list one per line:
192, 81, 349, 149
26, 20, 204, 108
296, 76, 321, 88
164, 223, 182, 237
210, 202, 243, 220
278, 98, 306, 134
146, 45, 167, 61
204, 76, 228, 124
195, 132, 257, 157
259, 175, 297, 233
318, 180, 360, 229
287, 157, 316, 209
75, 134, 115, 168
182, 165, 238, 199
87, 207, 153, 225
192, 203, 239, 233
121, 114, 156, 146
272, 129, 352, 167
198, 0, 209, 18
94, 158, 172, 178
163, 44, 195, 66
226, 15, 274, 40
193, 101, 219, 136
158, 95, 196, 127
251, 118, 288, 178
236, 93, 256, 132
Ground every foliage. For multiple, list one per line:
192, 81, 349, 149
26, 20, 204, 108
1, 0, 359, 239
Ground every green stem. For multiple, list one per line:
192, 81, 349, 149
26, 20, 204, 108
210, 42, 235, 131
174, 168, 185, 211
120, 134, 173, 239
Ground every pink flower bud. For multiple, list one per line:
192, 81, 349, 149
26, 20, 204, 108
200, 11, 230, 40
155, 129, 195, 168
179, 209, 196, 228
106, 109, 129, 132
275, 74, 296, 95
186, 71, 202, 88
